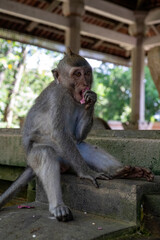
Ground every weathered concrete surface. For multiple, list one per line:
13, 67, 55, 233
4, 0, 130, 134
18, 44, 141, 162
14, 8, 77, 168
90, 129, 160, 139
143, 194, 160, 236
1, 129, 160, 174
87, 136, 160, 174
0, 165, 25, 181
144, 194, 160, 216
0, 203, 136, 240
36, 175, 160, 224
0, 129, 26, 167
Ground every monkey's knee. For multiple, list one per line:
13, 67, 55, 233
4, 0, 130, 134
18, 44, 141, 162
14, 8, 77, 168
50, 204, 73, 222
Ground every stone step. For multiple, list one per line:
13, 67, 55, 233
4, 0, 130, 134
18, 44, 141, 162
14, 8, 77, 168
90, 129, 160, 139
142, 194, 160, 236
87, 135, 160, 174
36, 175, 160, 224
0, 203, 136, 240
0, 128, 25, 167
1, 129, 160, 174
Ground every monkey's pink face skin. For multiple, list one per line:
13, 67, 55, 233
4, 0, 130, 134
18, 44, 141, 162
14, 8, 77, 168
68, 66, 92, 104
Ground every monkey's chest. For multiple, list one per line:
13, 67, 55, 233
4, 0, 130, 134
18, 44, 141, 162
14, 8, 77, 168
65, 107, 80, 137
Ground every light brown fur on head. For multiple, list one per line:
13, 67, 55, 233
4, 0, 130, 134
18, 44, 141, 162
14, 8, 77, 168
57, 48, 91, 71
52, 48, 91, 84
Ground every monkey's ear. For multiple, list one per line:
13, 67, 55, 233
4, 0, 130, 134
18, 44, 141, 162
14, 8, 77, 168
52, 68, 60, 84
65, 47, 73, 56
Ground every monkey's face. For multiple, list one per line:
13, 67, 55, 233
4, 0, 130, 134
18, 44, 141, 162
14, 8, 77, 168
67, 66, 93, 103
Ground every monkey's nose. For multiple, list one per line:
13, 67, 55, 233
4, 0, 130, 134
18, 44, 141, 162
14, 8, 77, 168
83, 81, 89, 87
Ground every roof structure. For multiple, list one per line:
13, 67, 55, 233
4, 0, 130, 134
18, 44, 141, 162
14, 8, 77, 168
0, 0, 160, 66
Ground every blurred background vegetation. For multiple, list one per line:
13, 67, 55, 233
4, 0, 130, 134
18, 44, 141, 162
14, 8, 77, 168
0, 38, 159, 128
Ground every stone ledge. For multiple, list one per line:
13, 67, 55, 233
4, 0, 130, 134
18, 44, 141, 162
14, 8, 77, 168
0, 203, 136, 240
36, 175, 160, 223
1, 129, 160, 173
87, 137, 160, 173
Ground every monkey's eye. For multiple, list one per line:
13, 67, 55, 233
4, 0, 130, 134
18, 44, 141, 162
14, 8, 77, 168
86, 71, 91, 76
74, 71, 81, 77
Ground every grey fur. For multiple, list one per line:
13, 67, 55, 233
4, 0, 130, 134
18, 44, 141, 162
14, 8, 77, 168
0, 53, 122, 221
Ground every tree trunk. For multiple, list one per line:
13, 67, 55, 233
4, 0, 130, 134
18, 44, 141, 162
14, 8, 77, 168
0, 71, 5, 88
4, 46, 28, 127
0, 44, 12, 88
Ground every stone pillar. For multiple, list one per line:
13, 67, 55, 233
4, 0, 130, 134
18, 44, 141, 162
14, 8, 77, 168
129, 12, 146, 129
63, 0, 84, 54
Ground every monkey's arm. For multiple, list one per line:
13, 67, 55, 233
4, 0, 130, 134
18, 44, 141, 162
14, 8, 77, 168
32, 89, 107, 187
75, 106, 94, 142
76, 90, 97, 142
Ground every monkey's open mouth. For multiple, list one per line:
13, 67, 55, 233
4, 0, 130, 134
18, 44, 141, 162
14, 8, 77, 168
80, 87, 90, 104
79, 90, 82, 96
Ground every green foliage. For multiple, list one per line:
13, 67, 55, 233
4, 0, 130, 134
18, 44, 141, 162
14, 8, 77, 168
93, 64, 131, 122
93, 63, 160, 122
0, 39, 57, 127
0, 38, 160, 127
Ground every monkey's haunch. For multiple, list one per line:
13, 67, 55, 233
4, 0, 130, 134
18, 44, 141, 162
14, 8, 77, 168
0, 167, 35, 209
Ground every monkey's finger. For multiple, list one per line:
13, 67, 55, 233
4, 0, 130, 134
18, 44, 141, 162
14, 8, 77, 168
56, 208, 63, 221
97, 174, 111, 180
85, 103, 91, 110
91, 177, 99, 188
80, 175, 99, 188
144, 171, 154, 182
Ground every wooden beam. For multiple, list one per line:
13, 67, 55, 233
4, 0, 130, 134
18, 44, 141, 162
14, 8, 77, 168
145, 8, 160, 25
0, 0, 69, 30
150, 25, 160, 36
81, 22, 136, 49
26, 0, 60, 32
0, 0, 136, 49
80, 49, 130, 66
0, 15, 26, 25
92, 40, 103, 49
113, 23, 124, 31
144, 35, 160, 50
37, 25, 64, 35
0, 28, 130, 66
84, 0, 135, 25
0, 28, 65, 52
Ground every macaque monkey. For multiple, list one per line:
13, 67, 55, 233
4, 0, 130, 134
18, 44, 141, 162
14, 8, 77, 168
0, 49, 154, 222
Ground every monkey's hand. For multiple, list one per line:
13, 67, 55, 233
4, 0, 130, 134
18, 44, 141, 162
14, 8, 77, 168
84, 90, 97, 109
79, 169, 110, 188
51, 204, 73, 222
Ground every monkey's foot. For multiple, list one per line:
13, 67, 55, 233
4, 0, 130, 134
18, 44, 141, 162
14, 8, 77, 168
80, 171, 111, 188
50, 204, 73, 222
113, 165, 154, 182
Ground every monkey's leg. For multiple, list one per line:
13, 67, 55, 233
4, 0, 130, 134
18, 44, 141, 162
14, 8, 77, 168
113, 166, 154, 182
27, 145, 73, 222
77, 143, 154, 182
77, 142, 121, 177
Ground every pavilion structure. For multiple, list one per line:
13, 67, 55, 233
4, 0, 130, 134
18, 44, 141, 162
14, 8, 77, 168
0, 0, 160, 129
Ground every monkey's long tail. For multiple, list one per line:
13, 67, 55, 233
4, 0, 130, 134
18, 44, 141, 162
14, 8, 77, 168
0, 166, 35, 209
